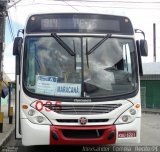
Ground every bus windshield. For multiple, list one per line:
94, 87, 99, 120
23, 36, 137, 98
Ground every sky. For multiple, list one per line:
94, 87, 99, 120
4, 0, 160, 81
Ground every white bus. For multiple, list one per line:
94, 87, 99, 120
13, 13, 148, 145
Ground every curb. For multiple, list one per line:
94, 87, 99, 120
0, 127, 15, 151
142, 110, 160, 115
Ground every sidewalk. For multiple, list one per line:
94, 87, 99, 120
142, 108, 160, 114
0, 98, 15, 151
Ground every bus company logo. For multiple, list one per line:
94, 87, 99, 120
79, 117, 87, 125
74, 99, 92, 102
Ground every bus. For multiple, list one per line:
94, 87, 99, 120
13, 13, 148, 146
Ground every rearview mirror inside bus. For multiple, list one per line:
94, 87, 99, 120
140, 40, 148, 56
13, 37, 23, 56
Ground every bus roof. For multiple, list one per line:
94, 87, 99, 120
26, 13, 134, 35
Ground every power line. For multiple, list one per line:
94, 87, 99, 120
47, 0, 160, 4
7, 0, 23, 9
7, 0, 160, 10
63, 1, 79, 11
8, 11, 15, 34
15, 3, 160, 10
79, 0, 98, 12
7, 14, 15, 41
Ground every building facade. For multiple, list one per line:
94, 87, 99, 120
140, 63, 160, 109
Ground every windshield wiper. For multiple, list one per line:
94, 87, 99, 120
86, 34, 112, 55
73, 40, 76, 70
86, 39, 89, 68
51, 33, 75, 56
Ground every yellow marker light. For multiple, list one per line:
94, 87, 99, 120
22, 105, 28, 110
135, 104, 141, 109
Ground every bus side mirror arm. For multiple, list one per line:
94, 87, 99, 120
135, 29, 148, 56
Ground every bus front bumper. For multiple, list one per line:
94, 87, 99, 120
21, 118, 140, 146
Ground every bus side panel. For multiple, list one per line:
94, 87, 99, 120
116, 118, 141, 144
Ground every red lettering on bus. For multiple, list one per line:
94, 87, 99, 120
45, 101, 52, 112
54, 101, 62, 112
35, 100, 43, 112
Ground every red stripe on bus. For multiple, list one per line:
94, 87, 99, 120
50, 125, 116, 145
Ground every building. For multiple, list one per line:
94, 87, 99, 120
140, 62, 160, 109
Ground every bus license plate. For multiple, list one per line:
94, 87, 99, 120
118, 131, 136, 138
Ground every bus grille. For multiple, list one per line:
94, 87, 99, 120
44, 104, 122, 115
56, 119, 109, 123
62, 129, 104, 138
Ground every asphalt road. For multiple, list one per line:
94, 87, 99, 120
2, 113, 160, 152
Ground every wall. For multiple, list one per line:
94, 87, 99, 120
141, 80, 160, 108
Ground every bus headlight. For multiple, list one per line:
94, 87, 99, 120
22, 105, 51, 125
28, 109, 35, 116
129, 109, 136, 115
122, 115, 129, 122
36, 116, 44, 123
114, 107, 137, 124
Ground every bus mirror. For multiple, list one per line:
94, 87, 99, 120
13, 37, 23, 56
140, 40, 148, 56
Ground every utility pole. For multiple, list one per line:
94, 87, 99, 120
0, 0, 7, 112
153, 23, 156, 62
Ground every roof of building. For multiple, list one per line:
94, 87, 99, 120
142, 62, 160, 75
140, 74, 160, 80
141, 62, 160, 80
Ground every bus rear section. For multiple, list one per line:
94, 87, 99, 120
13, 13, 148, 145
